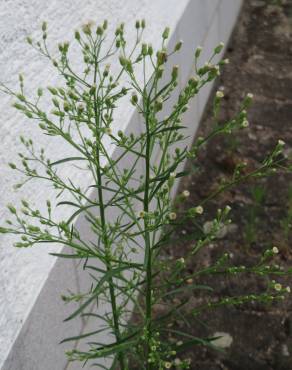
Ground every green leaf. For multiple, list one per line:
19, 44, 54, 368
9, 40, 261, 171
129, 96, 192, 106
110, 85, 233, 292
60, 327, 108, 343
49, 156, 86, 167
154, 125, 186, 135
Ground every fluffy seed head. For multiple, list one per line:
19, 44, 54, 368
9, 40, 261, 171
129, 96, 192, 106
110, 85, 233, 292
195, 206, 204, 214
182, 190, 190, 198
274, 283, 282, 291
216, 91, 224, 99
169, 212, 177, 220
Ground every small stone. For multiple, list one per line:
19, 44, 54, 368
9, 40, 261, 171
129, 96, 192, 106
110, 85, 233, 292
282, 344, 290, 357
212, 332, 233, 349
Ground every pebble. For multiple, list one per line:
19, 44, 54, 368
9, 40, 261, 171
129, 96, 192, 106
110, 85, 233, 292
282, 344, 290, 357
212, 332, 233, 349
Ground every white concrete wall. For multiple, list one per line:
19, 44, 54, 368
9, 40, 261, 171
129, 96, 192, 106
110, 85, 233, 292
0, 0, 242, 369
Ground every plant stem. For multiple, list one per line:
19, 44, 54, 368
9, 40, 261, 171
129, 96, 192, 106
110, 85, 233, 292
93, 65, 126, 370
144, 99, 153, 369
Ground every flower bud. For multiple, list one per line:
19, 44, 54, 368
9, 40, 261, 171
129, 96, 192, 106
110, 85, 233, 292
75, 30, 81, 40
141, 43, 148, 56
157, 50, 167, 65
8, 163, 17, 169
195, 46, 202, 58
214, 42, 224, 54
162, 27, 170, 39
7, 204, 17, 214
26, 36, 33, 45
96, 26, 103, 36
157, 66, 164, 79
89, 84, 96, 95
154, 97, 163, 112
148, 44, 153, 56
82, 23, 92, 35
131, 93, 138, 105
42, 21, 47, 32
48, 86, 58, 95
103, 64, 110, 77
171, 65, 179, 80
174, 40, 183, 52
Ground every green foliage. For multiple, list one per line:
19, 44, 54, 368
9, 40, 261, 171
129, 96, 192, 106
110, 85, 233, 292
0, 21, 291, 369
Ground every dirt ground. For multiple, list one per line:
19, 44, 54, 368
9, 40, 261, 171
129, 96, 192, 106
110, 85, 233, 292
167, 1, 292, 369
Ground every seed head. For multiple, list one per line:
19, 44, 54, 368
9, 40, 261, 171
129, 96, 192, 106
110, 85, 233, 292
138, 210, 145, 219
182, 190, 190, 198
274, 283, 282, 291
216, 91, 224, 99
169, 212, 177, 220
194, 205, 204, 214
105, 127, 112, 135
278, 139, 285, 146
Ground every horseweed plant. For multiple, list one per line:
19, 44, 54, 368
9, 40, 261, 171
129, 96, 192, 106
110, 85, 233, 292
0, 21, 291, 370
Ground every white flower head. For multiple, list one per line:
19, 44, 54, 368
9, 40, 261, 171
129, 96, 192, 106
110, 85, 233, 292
169, 212, 177, 220
216, 91, 224, 99
247, 93, 254, 99
174, 358, 182, 366
242, 119, 249, 128
195, 205, 204, 214
138, 210, 145, 218
182, 190, 190, 198
272, 246, 279, 254
286, 286, 291, 293
225, 205, 232, 212
278, 139, 285, 146
274, 283, 282, 291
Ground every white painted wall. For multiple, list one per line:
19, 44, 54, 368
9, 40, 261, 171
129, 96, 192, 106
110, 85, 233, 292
0, 0, 242, 369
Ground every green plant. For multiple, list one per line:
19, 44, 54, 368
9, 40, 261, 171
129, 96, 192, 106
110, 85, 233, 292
0, 21, 291, 369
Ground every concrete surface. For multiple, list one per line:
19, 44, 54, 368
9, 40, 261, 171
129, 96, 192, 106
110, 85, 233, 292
0, 0, 242, 368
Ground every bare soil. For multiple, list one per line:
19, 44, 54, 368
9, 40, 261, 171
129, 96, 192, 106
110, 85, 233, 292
168, 1, 292, 369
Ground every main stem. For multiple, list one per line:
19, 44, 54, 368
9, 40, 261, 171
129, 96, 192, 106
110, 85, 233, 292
93, 73, 126, 369
96, 161, 125, 370
144, 100, 153, 370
